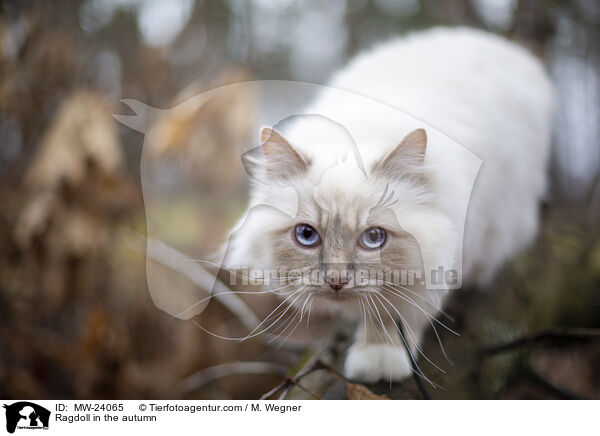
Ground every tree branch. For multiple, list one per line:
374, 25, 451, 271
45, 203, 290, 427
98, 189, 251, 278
171, 361, 287, 397
480, 327, 600, 356
125, 232, 261, 331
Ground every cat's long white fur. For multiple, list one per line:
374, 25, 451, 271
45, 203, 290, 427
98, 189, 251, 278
227, 27, 553, 382
305, 27, 552, 287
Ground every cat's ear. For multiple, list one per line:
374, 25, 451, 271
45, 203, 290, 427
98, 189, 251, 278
373, 128, 427, 178
260, 127, 308, 178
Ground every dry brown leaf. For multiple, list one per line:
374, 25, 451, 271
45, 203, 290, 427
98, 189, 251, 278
145, 69, 255, 188
346, 383, 389, 400
25, 92, 122, 190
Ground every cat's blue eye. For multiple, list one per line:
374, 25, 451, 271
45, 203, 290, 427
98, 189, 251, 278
359, 227, 387, 249
294, 224, 321, 247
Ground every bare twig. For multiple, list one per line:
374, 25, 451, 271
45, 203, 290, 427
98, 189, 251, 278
125, 232, 260, 330
312, 360, 348, 383
261, 353, 325, 400
287, 377, 323, 400
170, 361, 287, 397
261, 356, 387, 400
525, 366, 584, 400
264, 376, 322, 400
481, 327, 600, 356
398, 320, 431, 400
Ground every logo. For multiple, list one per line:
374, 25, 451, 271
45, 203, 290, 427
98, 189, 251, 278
3, 402, 50, 434
113, 84, 481, 321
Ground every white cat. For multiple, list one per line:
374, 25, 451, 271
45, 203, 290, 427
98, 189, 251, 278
227, 27, 553, 382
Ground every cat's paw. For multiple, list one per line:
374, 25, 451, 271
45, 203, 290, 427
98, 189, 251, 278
344, 343, 412, 383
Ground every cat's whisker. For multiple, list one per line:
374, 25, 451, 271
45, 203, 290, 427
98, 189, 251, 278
305, 294, 316, 328
173, 278, 301, 319
297, 291, 314, 325
245, 287, 307, 339
368, 293, 430, 382
370, 292, 435, 383
358, 297, 368, 346
366, 293, 405, 384
262, 300, 299, 336
267, 291, 307, 340
367, 293, 423, 370
192, 320, 246, 342
366, 294, 397, 349
373, 292, 446, 374
382, 283, 459, 336
380, 285, 454, 365
236, 289, 307, 342
367, 295, 392, 346
362, 295, 386, 345
366, 294, 438, 387
373, 292, 430, 354
267, 306, 300, 344
190, 287, 307, 342
381, 283, 459, 357
368, 294, 440, 388
379, 279, 453, 320
279, 293, 314, 347
380, 284, 441, 329
380, 279, 456, 324
268, 290, 311, 348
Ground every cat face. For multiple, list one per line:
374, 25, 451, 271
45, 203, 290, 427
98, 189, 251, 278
229, 125, 455, 313
268, 177, 427, 302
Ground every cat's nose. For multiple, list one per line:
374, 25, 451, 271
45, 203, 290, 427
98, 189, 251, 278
325, 275, 349, 291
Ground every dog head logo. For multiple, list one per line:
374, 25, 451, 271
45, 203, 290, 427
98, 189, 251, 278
3, 402, 50, 433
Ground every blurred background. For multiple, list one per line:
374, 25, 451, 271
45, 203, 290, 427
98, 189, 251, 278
1, 0, 599, 400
